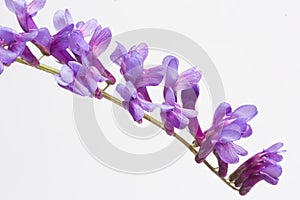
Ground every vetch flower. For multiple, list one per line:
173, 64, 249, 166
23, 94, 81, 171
160, 88, 198, 135
5, 0, 52, 55
229, 142, 285, 195
52, 9, 115, 84
195, 103, 258, 174
116, 81, 156, 123
110, 42, 164, 101
5, 0, 46, 32
160, 55, 201, 135
0, 26, 38, 74
54, 60, 105, 98
181, 85, 205, 144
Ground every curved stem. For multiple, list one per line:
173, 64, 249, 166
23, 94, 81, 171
15, 58, 238, 191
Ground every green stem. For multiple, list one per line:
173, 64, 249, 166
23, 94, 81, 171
15, 58, 238, 191
16, 58, 60, 75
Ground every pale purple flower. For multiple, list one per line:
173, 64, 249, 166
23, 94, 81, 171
0, 26, 38, 74
116, 81, 156, 123
195, 103, 258, 168
54, 61, 105, 98
160, 88, 198, 135
52, 9, 115, 84
5, 0, 46, 32
5, 0, 52, 55
111, 42, 165, 101
181, 85, 205, 144
229, 143, 285, 195
50, 24, 76, 64
163, 55, 202, 97
161, 55, 202, 135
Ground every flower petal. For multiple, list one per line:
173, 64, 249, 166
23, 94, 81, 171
215, 143, 239, 164
110, 42, 127, 67
69, 31, 89, 55
232, 105, 258, 121
181, 85, 200, 109
239, 175, 263, 196
60, 64, 74, 84
213, 102, 232, 124
0, 42, 25, 64
178, 107, 198, 118
165, 88, 176, 105
78, 19, 98, 37
20, 45, 39, 66
163, 55, 179, 88
53, 9, 73, 31
265, 142, 284, 153
131, 43, 148, 61
116, 82, 136, 101
137, 93, 156, 112
167, 111, 189, 129
135, 65, 165, 88
27, 0, 46, 16
242, 125, 253, 138
219, 129, 241, 143
195, 135, 217, 163
231, 143, 248, 156
89, 26, 112, 57
33, 28, 52, 55
54, 74, 69, 87
174, 67, 202, 91
261, 164, 282, 179
128, 100, 144, 122
215, 151, 228, 177
5, 0, 26, 14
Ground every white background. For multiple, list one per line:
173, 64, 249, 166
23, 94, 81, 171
0, 0, 298, 199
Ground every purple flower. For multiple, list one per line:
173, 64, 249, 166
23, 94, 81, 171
163, 55, 201, 94
160, 55, 202, 135
5, 0, 52, 55
51, 9, 115, 84
111, 42, 165, 101
5, 0, 46, 32
54, 61, 105, 98
116, 81, 156, 123
195, 103, 258, 172
160, 88, 198, 135
181, 85, 205, 144
0, 26, 38, 74
229, 143, 285, 195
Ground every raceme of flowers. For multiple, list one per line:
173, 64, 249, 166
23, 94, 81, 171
0, 0, 285, 196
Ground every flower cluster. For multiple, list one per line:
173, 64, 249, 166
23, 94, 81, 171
0, 0, 285, 196
230, 143, 285, 195
1, 0, 115, 98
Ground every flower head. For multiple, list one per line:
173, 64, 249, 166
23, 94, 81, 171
160, 88, 198, 135
5, 0, 46, 32
160, 55, 202, 135
54, 61, 105, 97
229, 142, 285, 195
116, 81, 156, 123
195, 103, 258, 170
51, 9, 115, 84
0, 26, 38, 74
5, 0, 52, 55
111, 42, 165, 101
